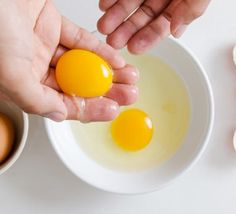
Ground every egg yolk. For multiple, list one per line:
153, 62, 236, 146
111, 109, 153, 152
56, 49, 113, 97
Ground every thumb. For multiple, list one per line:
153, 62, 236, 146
36, 86, 67, 121
3, 80, 67, 121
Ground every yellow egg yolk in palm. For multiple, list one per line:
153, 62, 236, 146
56, 49, 113, 97
111, 109, 153, 152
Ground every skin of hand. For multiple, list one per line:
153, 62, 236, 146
0, 0, 139, 122
97, 0, 211, 54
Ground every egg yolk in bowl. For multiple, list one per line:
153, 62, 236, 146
111, 109, 153, 152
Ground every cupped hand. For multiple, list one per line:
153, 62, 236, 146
0, 0, 139, 122
97, 0, 211, 54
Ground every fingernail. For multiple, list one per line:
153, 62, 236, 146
45, 112, 65, 122
135, 39, 148, 53
130, 38, 151, 54
173, 25, 187, 38
132, 67, 140, 81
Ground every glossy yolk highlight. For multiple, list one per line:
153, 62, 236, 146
56, 49, 113, 97
111, 109, 153, 152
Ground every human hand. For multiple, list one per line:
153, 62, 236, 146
97, 0, 211, 54
0, 0, 138, 122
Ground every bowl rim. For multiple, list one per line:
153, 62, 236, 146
44, 37, 215, 194
0, 111, 29, 175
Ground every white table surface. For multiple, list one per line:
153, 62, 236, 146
1, 0, 236, 213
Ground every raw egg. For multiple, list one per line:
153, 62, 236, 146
111, 109, 153, 152
0, 113, 15, 163
70, 52, 190, 172
56, 49, 113, 97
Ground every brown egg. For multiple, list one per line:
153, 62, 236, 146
0, 112, 15, 163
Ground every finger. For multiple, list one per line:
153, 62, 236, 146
0, 60, 67, 121
50, 45, 68, 67
8, 84, 66, 122
63, 95, 119, 122
106, 0, 171, 49
46, 63, 139, 92
167, 0, 211, 37
99, 0, 118, 11
97, 0, 144, 35
113, 64, 139, 84
60, 17, 125, 69
50, 47, 139, 84
105, 84, 138, 105
127, 14, 171, 54
43, 67, 139, 105
0, 91, 11, 102
42, 68, 61, 91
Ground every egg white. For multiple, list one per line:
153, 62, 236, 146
70, 53, 190, 172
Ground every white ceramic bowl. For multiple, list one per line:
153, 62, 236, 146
0, 101, 29, 175
44, 38, 214, 194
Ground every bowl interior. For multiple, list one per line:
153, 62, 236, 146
0, 101, 28, 174
45, 38, 214, 194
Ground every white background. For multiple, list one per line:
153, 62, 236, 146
1, 0, 236, 213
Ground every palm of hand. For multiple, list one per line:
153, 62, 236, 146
32, 1, 61, 86
0, 0, 61, 108
0, 0, 138, 122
